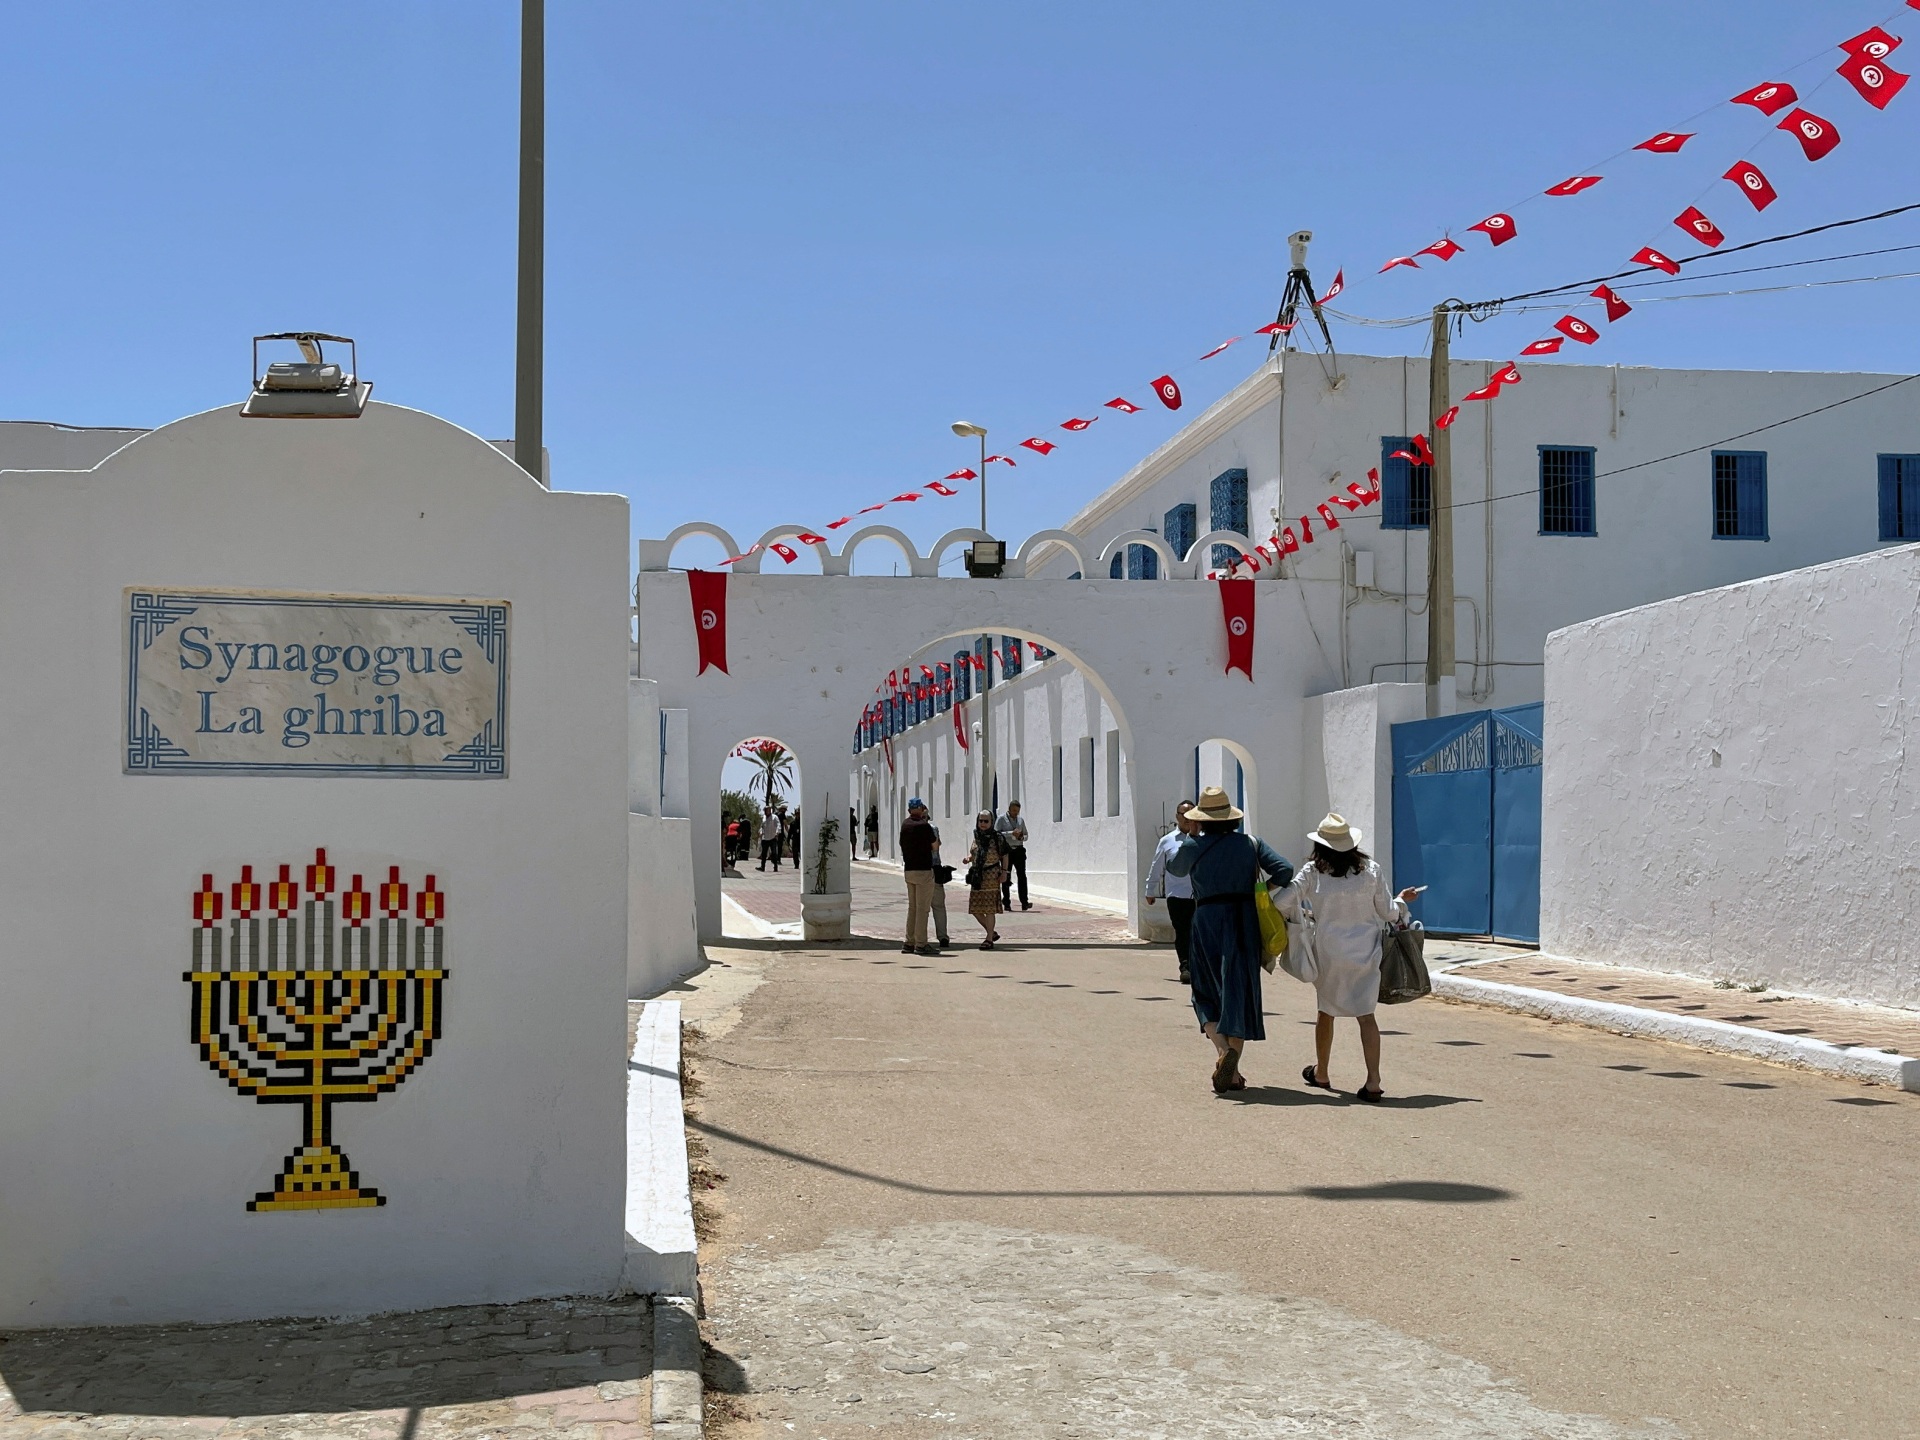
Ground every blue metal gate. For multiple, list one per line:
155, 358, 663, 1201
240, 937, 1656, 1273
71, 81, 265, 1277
1390, 704, 1542, 942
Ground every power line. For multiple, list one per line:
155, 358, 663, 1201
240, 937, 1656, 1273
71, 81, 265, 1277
1609, 241, 1920, 291
1436, 372, 1920, 517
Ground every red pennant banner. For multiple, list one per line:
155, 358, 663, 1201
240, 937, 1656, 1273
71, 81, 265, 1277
1731, 81, 1798, 114
1380, 255, 1421, 272
1326, 492, 1361, 511
1349, 470, 1382, 505
1105, 397, 1141, 413
1838, 54, 1909, 109
1636, 131, 1694, 153
1469, 214, 1517, 245
986, 454, 1017, 467
1315, 503, 1344, 531
1520, 338, 1564, 356
1723, 160, 1778, 210
1060, 417, 1094, 431
891, 492, 922, 503
795, 531, 828, 545
1840, 26, 1901, 59
1592, 284, 1633, 321
1632, 245, 1682, 275
1020, 438, 1056, 455
1198, 337, 1241, 360
1546, 175, 1603, 196
953, 701, 969, 750
1674, 206, 1726, 247
1555, 315, 1602, 345
945, 468, 977, 481
1490, 363, 1521, 388
1778, 108, 1841, 160
1255, 321, 1295, 336
689, 570, 728, 676
1152, 375, 1183, 410
1434, 405, 1461, 430
1279, 526, 1301, 553
1316, 270, 1345, 305
1298, 514, 1315, 545
1417, 238, 1464, 261
826, 516, 853, 529
1219, 579, 1254, 680
1411, 433, 1436, 466
770, 543, 799, 564
926, 482, 958, 496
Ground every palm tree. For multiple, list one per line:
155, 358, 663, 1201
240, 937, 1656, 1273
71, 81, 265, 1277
743, 740, 795, 820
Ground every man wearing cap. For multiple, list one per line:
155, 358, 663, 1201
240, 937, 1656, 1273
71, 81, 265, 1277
899, 797, 940, 956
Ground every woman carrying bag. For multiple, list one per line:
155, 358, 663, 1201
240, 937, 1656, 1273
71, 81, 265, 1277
963, 810, 1011, 950
1274, 813, 1420, 1103
1166, 786, 1294, 1094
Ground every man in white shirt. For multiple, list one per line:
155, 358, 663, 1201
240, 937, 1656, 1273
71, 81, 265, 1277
1144, 799, 1198, 984
995, 802, 1031, 911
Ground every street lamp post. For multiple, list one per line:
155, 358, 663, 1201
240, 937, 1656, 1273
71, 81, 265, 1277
952, 421, 992, 812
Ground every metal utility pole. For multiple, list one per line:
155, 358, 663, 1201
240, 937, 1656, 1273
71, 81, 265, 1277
513, 0, 545, 484
1425, 304, 1456, 715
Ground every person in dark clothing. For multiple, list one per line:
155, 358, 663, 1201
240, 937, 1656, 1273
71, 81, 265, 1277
865, 804, 880, 858
898, 798, 940, 955
1166, 786, 1294, 1093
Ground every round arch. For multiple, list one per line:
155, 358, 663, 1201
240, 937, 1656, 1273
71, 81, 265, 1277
1094, 529, 1178, 580
655, 521, 742, 570
836, 524, 924, 576
1016, 528, 1089, 578
1186, 529, 1258, 577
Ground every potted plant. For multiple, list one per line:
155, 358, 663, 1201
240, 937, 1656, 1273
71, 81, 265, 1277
801, 798, 851, 941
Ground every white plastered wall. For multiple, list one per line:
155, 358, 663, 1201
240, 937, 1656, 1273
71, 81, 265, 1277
1540, 543, 1920, 1007
0, 401, 631, 1327
629, 678, 700, 998
1302, 682, 1427, 883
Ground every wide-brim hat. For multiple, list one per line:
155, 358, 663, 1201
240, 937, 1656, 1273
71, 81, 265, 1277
1190, 785, 1244, 823
1308, 812, 1361, 851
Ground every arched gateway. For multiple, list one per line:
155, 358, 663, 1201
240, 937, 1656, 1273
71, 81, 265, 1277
635, 526, 1330, 944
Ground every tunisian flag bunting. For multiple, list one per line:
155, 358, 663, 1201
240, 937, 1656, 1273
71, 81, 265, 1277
1838, 54, 1909, 109
1020, 437, 1057, 455
689, 570, 728, 675
1152, 375, 1183, 410
953, 700, 969, 750
1592, 284, 1633, 321
1723, 160, 1778, 210
1219, 578, 1255, 680
1778, 108, 1841, 160
1636, 131, 1694, 153
1731, 81, 1798, 114
1316, 269, 1345, 306
1469, 214, 1517, 245
1554, 315, 1602, 345
1675, 206, 1726, 247
1840, 26, 1901, 59
1632, 245, 1682, 275
1105, 396, 1141, 413
1520, 337, 1564, 356
1417, 238, 1464, 261
1546, 175, 1603, 196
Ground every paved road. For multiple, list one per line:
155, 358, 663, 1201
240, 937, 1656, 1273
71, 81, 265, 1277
686, 935, 1920, 1439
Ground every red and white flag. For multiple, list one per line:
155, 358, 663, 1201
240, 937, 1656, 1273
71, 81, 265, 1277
1839, 26, 1901, 60
1298, 514, 1315, 545
945, 468, 977, 481
1675, 206, 1726, 247
1198, 337, 1241, 360
1778, 108, 1842, 160
1020, 437, 1057, 455
986, 454, 1017, 466
1255, 321, 1295, 335
1632, 245, 1682, 275
1151, 375, 1183, 410
1723, 160, 1778, 210
1731, 81, 1798, 114
1417, 238, 1464, 261
1219, 578, 1255, 680
1592, 284, 1633, 322
1105, 396, 1141, 413
953, 700, 968, 750
1469, 213, 1517, 245
1317, 269, 1345, 305
1636, 131, 1694, 153
770, 542, 799, 564
826, 516, 854, 529
1434, 405, 1461, 430
927, 481, 958, 496
1410, 433, 1436, 466
1326, 492, 1362, 511
858, 503, 888, 514
892, 492, 922, 503
1380, 255, 1421, 272
1545, 175, 1603, 196
795, 531, 828, 545
688, 570, 728, 675
1554, 315, 1602, 345
1490, 362, 1521, 388
1060, 417, 1095, 431
1520, 337, 1564, 356
1838, 54, 1909, 108
1278, 526, 1301, 553
1316, 503, 1343, 531
1349, 470, 1382, 505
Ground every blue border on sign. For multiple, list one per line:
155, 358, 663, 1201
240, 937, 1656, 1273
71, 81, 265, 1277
124, 591, 510, 778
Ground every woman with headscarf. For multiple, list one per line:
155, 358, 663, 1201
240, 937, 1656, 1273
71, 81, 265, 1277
1275, 813, 1419, 1103
1166, 786, 1294, 1093
963, 810, 1011, 950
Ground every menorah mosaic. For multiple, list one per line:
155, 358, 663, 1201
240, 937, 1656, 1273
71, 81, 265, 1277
185, 849, 446, 1211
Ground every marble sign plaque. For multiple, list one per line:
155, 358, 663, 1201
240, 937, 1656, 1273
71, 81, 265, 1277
125, 589, 509, 777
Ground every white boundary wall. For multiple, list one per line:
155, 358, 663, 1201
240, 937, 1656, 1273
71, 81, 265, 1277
0, 401, 632, 1327
1540, 543, 1920, 1008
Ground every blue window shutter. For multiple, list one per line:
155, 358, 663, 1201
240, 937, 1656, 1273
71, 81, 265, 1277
1882, 455, 1920, 540
1110, 552, 1124, 578
1539, 446, 1597, 536
1712, 452, 1767, 539
1379, 437, 1431, 529
1209, 468, 1249, 567
1164, 503, 1197, 561
1002, 636, 1021, 677
1127, 543, 1158, 579
954, 651, 971, 703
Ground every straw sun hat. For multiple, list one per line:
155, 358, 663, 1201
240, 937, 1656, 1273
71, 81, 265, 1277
1308, 812, 1362, 851
1189, 785, 1243, 823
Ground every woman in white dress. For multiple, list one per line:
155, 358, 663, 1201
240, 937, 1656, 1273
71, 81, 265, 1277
1274, 813, 1420, 1102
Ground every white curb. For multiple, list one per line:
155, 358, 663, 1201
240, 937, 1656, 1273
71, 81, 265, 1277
1433, 974, 1920, 1091
651, 1293, 705, 1438
624, 1000, 700, 1296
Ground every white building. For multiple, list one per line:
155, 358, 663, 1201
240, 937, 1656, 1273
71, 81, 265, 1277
853, 349, 1920, 905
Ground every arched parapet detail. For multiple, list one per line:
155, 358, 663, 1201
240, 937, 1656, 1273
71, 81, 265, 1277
1016, 528, 1088, 580
928, 527, 993, 577
640, 521, 742, 573
1183, 529, 1259, 579
1094, 529, 1177, 581
746, 523, 833, 575
836, 524, 928, 577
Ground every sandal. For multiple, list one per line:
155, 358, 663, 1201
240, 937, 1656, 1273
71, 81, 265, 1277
1227, 1072, 1247, 1090
1357, 1086, 1385, 1104
1302, 1065, 1335, 1092
1210, 1052, 1234, 1093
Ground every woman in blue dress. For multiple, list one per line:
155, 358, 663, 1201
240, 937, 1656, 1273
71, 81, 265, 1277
1167, 786, 1294, 1092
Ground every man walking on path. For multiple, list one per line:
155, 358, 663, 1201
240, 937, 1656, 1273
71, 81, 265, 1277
865, 804, 880, 858
997, 801, 1031, 910
759, 807, 786, 871
899, 798, 940, 956
1145, 799, 1198, 984
925, 818, 953, 947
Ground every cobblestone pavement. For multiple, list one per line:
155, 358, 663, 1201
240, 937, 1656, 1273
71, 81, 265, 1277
1438, 950, 1920, 1057
0, 1298, 650, 1440
712, 1223, 1676, 1440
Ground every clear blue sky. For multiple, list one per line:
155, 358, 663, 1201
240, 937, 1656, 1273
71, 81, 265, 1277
5, 2, 1916, 572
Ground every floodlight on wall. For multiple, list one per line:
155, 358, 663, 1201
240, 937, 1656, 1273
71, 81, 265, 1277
964, 538, 1005, 578
242, 333, 372, 418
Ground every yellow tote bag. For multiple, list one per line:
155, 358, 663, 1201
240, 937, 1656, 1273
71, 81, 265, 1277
1253, 880, 1289, 972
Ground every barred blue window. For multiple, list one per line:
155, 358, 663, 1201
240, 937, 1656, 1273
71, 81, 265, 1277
953, 651, 972, 703
1002, 637, 1022, 677
1164, 503, 1198, 562
1110, 552, 1125, 578
1712, 451, 1768, 540
1210, 469, 1249, 567
936, 662, 952, 712
1380, 436, 1431, 530
1539, 445, 1597, 536
1880, 455, 1920, 541
1127, 543, 1159, 580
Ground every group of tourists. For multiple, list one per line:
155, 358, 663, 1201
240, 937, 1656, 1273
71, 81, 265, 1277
1150, 787, 1419, 1100
896, 799, 1031, 954
723, 806, 802, 872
